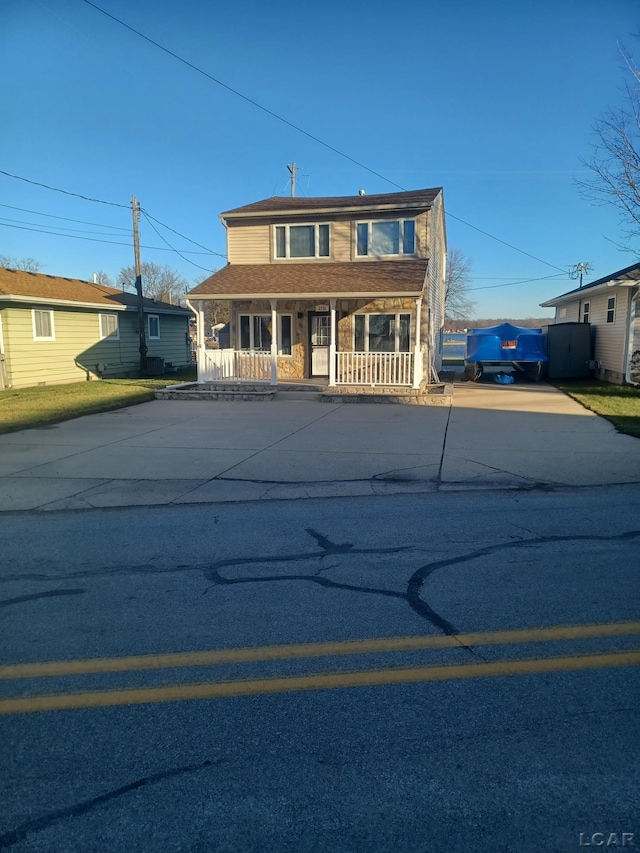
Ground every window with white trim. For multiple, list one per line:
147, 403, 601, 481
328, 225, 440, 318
274, 224, 330, 259
582, 302, 590, 323
606, 297, 616, 323
356, 219, 415, 257
32, 309, 55, 341
148, 314, 160, 339
239, 314, 292, 355
99, 313, 119, 340
354, 313, 411, 353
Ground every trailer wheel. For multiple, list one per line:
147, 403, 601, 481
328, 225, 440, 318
464, 362, 483, 381
524, 362, 543, 382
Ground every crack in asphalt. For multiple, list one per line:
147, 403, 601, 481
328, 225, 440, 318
0, 759, 215, 849
2, 529, 640, 659
0, 589, 85, 609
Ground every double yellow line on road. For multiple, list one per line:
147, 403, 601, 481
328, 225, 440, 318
1, 621, 639, 715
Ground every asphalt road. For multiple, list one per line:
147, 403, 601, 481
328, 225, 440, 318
1, 486, 639, 852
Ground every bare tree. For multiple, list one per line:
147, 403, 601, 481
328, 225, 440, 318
577, 43, 640, 250
191, 273, 228, 328
445, 248, 476, 321
118, 261, 188, 304
0, 255, 44, 272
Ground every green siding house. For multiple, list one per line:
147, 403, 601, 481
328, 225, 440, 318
0, 267, 193, 389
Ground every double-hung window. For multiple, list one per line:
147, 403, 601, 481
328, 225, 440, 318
239, 314, 292, 355
148, 314, 160, 339
582, 302, 590, 324
274, 224, 330, 259
606, 297, 616, 323
99, 313, 119, 340
356, 219, 415, 257
32, 309, 55, 341
354, 313, 411, 353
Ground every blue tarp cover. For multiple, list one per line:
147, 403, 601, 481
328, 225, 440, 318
465, 323, 548, 363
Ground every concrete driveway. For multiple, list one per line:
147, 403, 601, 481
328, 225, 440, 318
1, 379, 640, 512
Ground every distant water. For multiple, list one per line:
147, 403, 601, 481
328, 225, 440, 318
443, 332, 466, 359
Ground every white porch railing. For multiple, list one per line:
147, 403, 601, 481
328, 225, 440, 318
336, 352, 414, 386
199, 348, 271, 382
198, 348, 415, 386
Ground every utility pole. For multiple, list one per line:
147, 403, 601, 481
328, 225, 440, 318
132, 196, 147, 372
287, 162, 296, 197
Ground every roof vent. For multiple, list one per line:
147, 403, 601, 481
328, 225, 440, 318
358, 189, 366, 196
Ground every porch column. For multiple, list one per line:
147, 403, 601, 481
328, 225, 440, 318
270, 299, 278, 386
329, 299, 337, 386
413, 297, 423, 388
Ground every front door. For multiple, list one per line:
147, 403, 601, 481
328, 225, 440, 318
309, 313, 330, 377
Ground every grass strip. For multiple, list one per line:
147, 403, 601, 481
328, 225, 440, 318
553, 379, 640, 439
0, 369, 196, 434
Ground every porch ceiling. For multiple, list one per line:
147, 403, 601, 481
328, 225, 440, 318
189, 260, 428, 299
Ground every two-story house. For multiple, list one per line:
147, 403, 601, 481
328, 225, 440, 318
187, 187, 447, 392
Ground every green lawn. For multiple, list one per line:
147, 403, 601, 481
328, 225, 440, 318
0, 368, 196, 434
553, 379, 640, 439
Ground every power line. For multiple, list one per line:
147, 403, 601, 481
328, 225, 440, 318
141, 209, 225, 257
81, 0, 568, 275
0, 221, 215, 254
469, 273, 570, 292
82, 0, 401, 193
0, 202, 131, 231
0, 168, 129, 208
0, 172, 223, 257
140, 210, 216, 272
0, 214, 129, 237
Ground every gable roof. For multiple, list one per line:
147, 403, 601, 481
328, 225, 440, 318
221, 188, 442, 219
541, 261, 640, 307
0, 267, 191, 314
188, 260, 428, 299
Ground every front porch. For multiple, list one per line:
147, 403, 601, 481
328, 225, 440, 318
197, 347, 419, 387
189, 297, 432, 390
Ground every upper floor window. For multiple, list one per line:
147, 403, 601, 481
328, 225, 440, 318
607, 297, 616, 323
582, 302, 590, 324
99, 313, 119, 340
274, 224, 330, 259
356, 219, 415, 257
32, 309, 55, 341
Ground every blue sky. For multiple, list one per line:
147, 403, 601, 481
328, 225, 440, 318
1, 0, 638, 318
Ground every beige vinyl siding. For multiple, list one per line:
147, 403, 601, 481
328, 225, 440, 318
332, 219, 351, 261
226, 220, 271, 264
590, 290, 630, 380
226, 210, 431, 265
1, 305, 190, 388
555, 301, 581, 323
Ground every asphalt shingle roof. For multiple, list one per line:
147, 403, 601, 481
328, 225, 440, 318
221, 188, 442, 217
189, 260, 428, 297
0, 267, 191, 313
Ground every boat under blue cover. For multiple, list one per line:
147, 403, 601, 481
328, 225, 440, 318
465, 323, 548, 363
